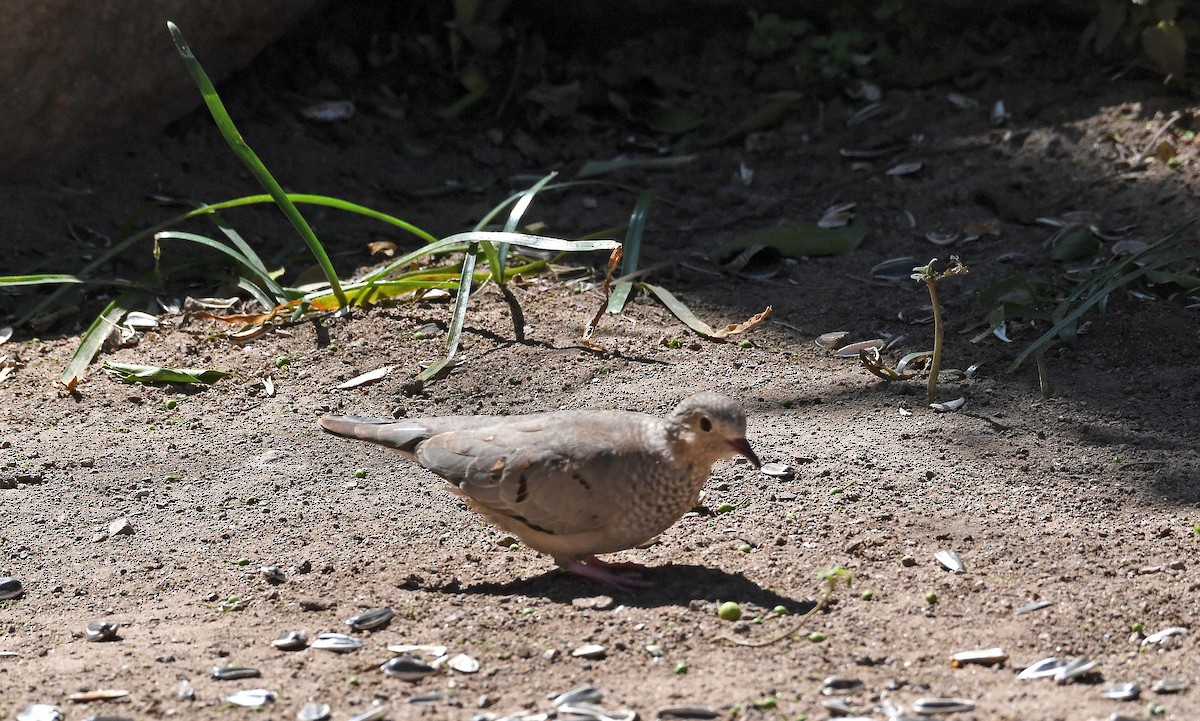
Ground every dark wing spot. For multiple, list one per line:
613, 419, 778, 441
516, 474, 528, 503
509, 513, 555, 535
571, 472, 591, 491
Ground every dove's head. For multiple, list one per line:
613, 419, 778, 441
669, 392, 760, 468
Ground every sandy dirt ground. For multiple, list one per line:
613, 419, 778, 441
2, 6, 1199, 721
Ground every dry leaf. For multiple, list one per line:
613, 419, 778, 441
963, 218, 1002, 238
229, 324, 271, 345
708, 306, 772, 338
337, 365, 394, 389
368, 241, 397, 258
196, 308, 282, 325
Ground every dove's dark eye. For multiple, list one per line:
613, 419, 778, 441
699, 417, 713, 432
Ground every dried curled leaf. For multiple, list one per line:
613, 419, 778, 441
643, 282, 770, 339
579, 247, 623, 351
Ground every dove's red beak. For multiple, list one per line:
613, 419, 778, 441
729, 438, 761, 468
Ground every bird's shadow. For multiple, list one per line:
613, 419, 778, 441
420, 564, 815, 612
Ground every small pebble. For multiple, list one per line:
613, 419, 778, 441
107, 517, 135, 536
446, 653, 480, 673
297, 702, 332, 721
0, 577, 23, 600
346, 607, 394, 631
273, 630, 309, 651
571, 595, 615, 610
177, 679, 195, 701
84, 620, 119, 642
407, 692, 447, 705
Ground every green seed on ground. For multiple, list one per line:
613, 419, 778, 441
673, 661, 689, 674
717, 601, 742, 621
165, 399, 177, 409
924, 591, 938, 604
861, 590, 874, 600
806, 632, 825, 642
772, 605, 789, 615
716, 502, 737, 514
353, 468, 367, 478
275, 356, 290, 368
737, 543, 752, 553
235, 557, 250, 566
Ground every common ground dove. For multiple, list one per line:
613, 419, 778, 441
318, 392, 759, 589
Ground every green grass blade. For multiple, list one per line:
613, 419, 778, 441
418, 248, 479, 382
235, 277, 280, 311
1, 274, 86, 287
576, 154, 697, 179
1034, 350, 1052, 398
166, 22, 348, 309
1008, 242, 1197, 371
60, 295, 134, 388
360, 230, 618, 284
641, 282, 717, 337
496, 172, 558, 272
155, 231, 290, 302
16, 193, 437, 328
607, 189, 656, 314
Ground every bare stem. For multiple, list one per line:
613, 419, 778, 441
926, 278, 943, 403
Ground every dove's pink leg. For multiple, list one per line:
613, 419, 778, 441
563, 558, 654, 590
583, 555, 649, 572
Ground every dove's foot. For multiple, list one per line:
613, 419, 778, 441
563, 557, 654, 591
582, 555, 649, 572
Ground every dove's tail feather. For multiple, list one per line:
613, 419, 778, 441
318, 415, 429, 456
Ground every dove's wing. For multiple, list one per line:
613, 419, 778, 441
415, 413, 659, 538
